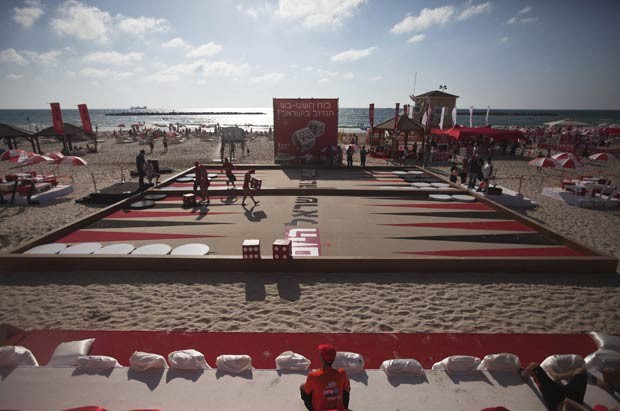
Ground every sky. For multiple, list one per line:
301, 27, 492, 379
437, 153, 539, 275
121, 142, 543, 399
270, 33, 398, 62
0, 0, 619, 110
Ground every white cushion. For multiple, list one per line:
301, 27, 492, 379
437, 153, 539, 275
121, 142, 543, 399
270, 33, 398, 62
215, 355, 252, 374
0, 346, 39, 367
589, 332, 620, 352
432, 355, 481, 374
47, 338, 95, 367
477, 353, 521, 372
585, 349, 620, 372
332, 352, 365, 375
76, 355, 120, 372
380, 359, 424, 376
168, 349, 211, 370
129, 351, 168, 372
275, 351, 311, 371
540, 354, 585, 375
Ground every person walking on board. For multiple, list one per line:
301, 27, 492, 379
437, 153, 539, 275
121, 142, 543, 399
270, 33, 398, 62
242, 169, 259, 206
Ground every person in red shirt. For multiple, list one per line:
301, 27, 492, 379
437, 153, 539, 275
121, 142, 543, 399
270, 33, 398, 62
300, 344, 350, 411
242, 169, 259, 206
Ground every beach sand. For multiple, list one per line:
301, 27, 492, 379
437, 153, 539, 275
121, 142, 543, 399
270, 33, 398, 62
0, 134, 619, 335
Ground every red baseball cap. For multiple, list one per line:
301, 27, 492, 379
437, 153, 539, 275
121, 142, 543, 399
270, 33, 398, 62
318, 344, 336, 363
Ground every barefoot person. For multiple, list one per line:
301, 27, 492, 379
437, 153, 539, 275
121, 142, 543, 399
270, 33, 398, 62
300, 344, 350, 411
241, 169, 259, 206
194, 161, 210, 205
222, 158, 236, 188
520, 362, 588, 411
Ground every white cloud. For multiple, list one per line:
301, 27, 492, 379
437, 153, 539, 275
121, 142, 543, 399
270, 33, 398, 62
117, 16, 170, 36
51, 0, 111, 41
236, 4, 258, 19
162, 37, 191, 49
23, 50, 62, 66
83, 51, 143, 66
0, 48, 28, 65
6, 74, 24, 80
331, 46, 376, 62
500, 36, 509, 43
318, 78, 329, 83
316, 68, 339, 76
518, 6, 532, 15
407, 33, 426, 44
249, 72, 285, 83
276, 0, 365, 28
79, 67, 134, 80
368, 75, 382, 81
342, 72, 354, 79
13, 0, 44, 28
507, 6, 538, 24
457, 2, 491, 21
187, 42, 223, 58
148, 59, 252, 82
391, 6, 454, 33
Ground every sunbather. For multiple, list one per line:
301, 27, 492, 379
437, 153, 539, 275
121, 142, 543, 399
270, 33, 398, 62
520, 362, 587, 411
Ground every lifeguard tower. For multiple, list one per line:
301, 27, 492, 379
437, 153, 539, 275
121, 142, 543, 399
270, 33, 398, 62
410, 90, 459, 129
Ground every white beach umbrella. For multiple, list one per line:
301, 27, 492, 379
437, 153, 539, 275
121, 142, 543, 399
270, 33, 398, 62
1, 149, 29, 161
54, 156, 87, 166
588, 152, 617, 161
44, 151, 64, 160
556, 157, 583, 169
551, 152, 578, 161
528, 157, 557, 168
17, 154, 54, 167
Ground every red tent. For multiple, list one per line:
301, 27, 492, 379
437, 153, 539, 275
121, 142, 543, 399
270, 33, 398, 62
430, 125, 524, 141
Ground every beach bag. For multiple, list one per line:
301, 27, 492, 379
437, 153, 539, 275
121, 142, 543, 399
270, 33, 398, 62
76, 355, 121, 372
477, 353, 521, 372
168, 349, 211, 370
589, 332, 620, 352
0, 346, 39, 367
275, 351, 311, 371
47, 338, 95, 367
540, 354, 585, 375
380, 359, 424, 376
432, 355, 481, 374
585, 349, 620, 372
215, 354, 252, 374
129, 351, 168, 371
332, 352, 365, 375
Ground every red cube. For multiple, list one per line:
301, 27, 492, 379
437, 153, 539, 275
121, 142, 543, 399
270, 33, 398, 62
242, 239, 261, 259
272, 239, 292, 260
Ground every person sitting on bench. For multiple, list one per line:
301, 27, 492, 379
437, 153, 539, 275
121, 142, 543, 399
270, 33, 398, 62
300, 344, 350, 411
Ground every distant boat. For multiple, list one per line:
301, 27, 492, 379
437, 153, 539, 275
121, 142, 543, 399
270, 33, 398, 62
130, 106, 147, 110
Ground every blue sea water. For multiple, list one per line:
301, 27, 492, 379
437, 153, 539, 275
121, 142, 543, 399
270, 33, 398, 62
1, 107, 619, 132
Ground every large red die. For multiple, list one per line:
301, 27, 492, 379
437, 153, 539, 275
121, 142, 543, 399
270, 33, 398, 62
250, 177, 262, 189
242, 239, 261, 259
272, 239, 292, 260
182, 193, 196, 207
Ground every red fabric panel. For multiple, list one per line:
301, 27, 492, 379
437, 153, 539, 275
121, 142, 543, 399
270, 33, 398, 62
16, 330, 597, 369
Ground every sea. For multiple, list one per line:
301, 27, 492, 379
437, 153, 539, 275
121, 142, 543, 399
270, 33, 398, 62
1, 107, 620, 133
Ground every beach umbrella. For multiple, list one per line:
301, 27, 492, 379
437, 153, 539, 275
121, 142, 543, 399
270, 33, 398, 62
556, 157, 583, 169
528, 157, 557, 168
551, 152, 578, 161
589, 152, 617, 161
44, 151, 64, 160
17, 154, 54, 167
54, 156, 87, 166
8, 151, 33, 163
1, 149, 28, 161
117, 123, 126, 128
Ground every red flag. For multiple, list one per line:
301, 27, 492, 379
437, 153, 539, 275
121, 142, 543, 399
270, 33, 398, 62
393, 103, 400, 136
369, 103, 374, 129
50, 102, 64, 134
78, 104, 93, 134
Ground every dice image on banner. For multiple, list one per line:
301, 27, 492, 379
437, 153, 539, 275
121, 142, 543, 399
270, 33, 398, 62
272, 239, 292, 260
250, 177, 262, 190
307, 120, 326, 138
242, 239, 261, 259
292, 127, 316, 152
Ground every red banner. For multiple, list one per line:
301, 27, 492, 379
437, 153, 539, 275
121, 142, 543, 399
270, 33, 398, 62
273, 98, 338, 162
50, 102, 64, 135
77, 104, 93, 134
369, 103, 374, 129
393, 103, 400, 136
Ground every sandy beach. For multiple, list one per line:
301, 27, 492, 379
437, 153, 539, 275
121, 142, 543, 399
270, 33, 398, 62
0, 134, 619, 335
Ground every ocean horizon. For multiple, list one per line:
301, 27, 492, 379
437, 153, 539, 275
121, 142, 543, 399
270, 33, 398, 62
1, 107, 619, 132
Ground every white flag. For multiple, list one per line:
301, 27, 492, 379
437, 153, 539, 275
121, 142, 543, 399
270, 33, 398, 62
421, 111, 428, 126
452, 106, 457, 127
485, 106, 490, 125
439, 107, 446, 129
469, 106, 474, 128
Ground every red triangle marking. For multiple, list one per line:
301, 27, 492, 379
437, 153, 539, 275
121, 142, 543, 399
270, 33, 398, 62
106, 210, 242, 219
369, 203, 493, 210
397, 247, 583, 257
382, 221, 535, 231
57, 230, 223, 243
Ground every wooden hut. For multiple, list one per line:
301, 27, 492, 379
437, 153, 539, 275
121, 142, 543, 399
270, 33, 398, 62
410, 90, 459, 129
34, 123, 90, 153
0, 123, 40, 153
